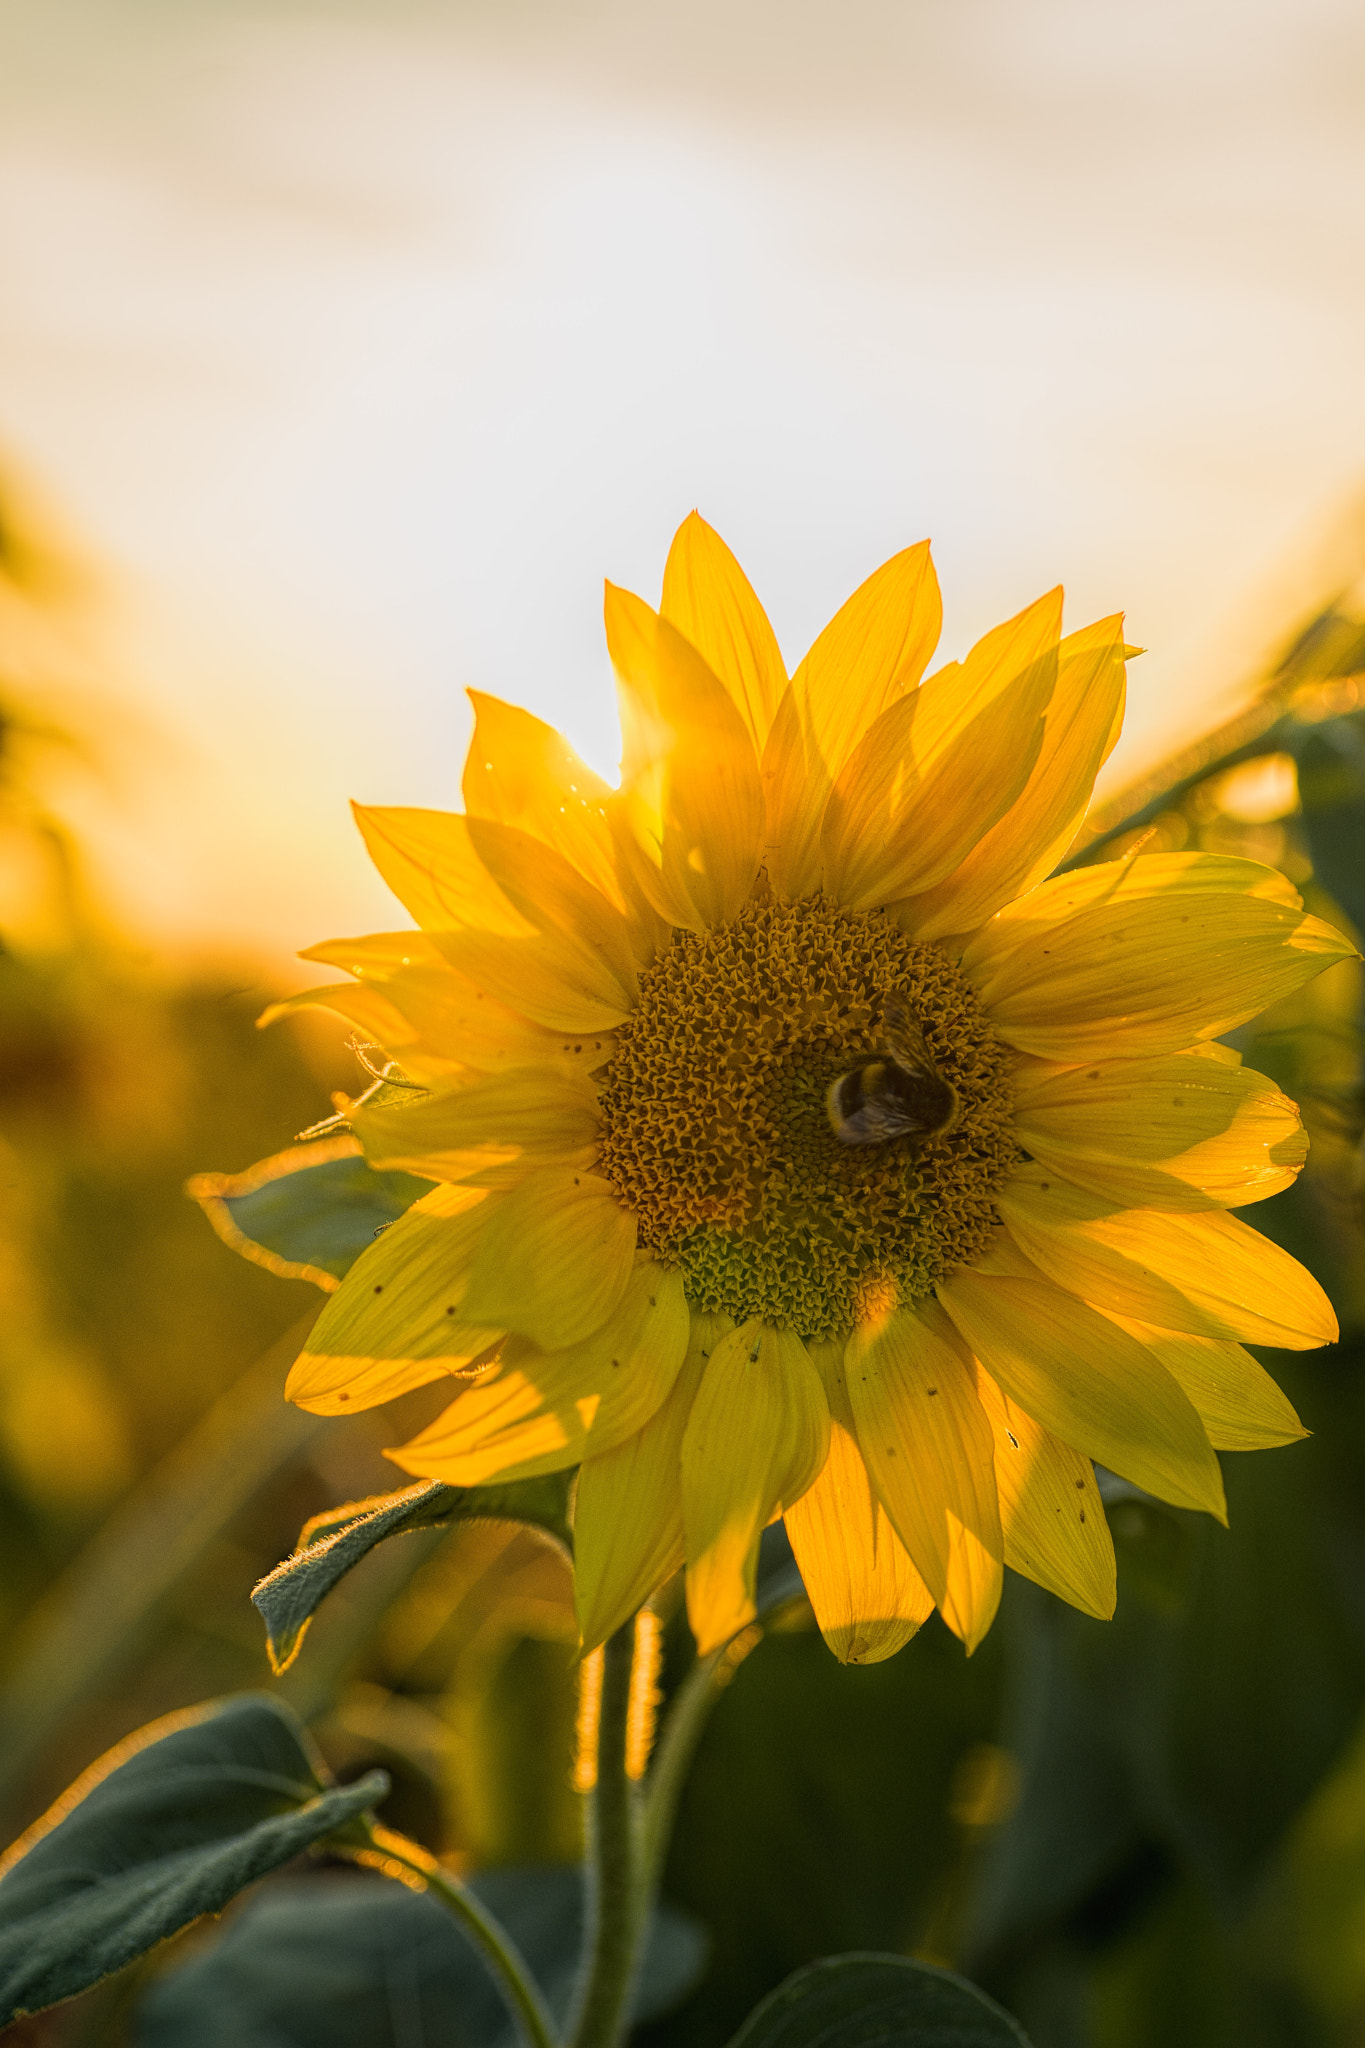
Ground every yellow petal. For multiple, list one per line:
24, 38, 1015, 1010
795, 541, 942, 774
286, 1338, 498, 1417
916, 588, 1064, 722
783, 1339, 933, 1664
681, 1321, 830, 1655
291, 1182, 500, 1404
462, 691, 631, 919
355, 1066, 601, 1180
760, 541, 941, 899
299, 937, 619, 1079
962, 852, 1354, 1060
352, 805, 532, 937
971, 1365, 1115, 1619
843, 1302, 1002, 1650
463, 816, 640, 1011
259, 982, 461, 1089
1106, 1313, 1308, 1451
390, 1261, 690, 1486
660, 512, 788, 753
574, 1310, 731, 1651
820, 638, 1056, 910
937, 1266, 1227, 1518
998, 1166, 1339, 1350
434, 928, 633, 1035
455, 1168, 637, 1349
900, 615, 1128, 940
1013, 1054, 1308, 1210
605, 582, 764, 931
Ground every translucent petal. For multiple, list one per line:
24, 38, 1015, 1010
937, 1266, 1227, 1518
784, 1339, 933, 1664
660, 513, 788, 753
455, 1168, 637, 1349
999, 1166, 1338, 1350
355, 1066, 602, 1180
573, 1311, 730, 1652
1106, 1313, 1308, 1451
761, 542, 941, 899
900, 614, 1127, 939
462, 691, 631, 919
962, 852, 1352, 1060
971, 1365, 1115, 1618
681, 1321, 830, 1655
820, 637, 1055, 909
389, 1261, 690, 1486
293, 1182, 499, 1395
352, 805, 531, 937
843, 1302, 1002, 1650
606, 583, 764, 930
1014, 1054, 1307, 1210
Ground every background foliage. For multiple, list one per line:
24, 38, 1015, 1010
6, 487, 1365, 2046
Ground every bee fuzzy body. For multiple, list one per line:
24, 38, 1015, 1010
825, 1002, 960, 1149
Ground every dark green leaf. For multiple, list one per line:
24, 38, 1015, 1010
135, 1867, 708, 2048
0, 1693, 389, 2024
254, 1474, 574, 1674
189, 1139, 433, 1289
724, 1955, 1032, 2048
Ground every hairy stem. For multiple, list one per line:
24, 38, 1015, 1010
568, 1622, 645, 2048
341, 1823, 559, 2048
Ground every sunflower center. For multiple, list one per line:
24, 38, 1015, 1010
594, 898, 1017, 1340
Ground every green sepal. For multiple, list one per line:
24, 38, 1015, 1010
0, 1693, 389, 2026
725, 1954, 1033, 2048
253, 1473, 575, 1674
187, 1137, 433, 1290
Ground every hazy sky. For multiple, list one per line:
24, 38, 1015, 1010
3, 0, 1365, 969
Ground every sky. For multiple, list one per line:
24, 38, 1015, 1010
3, 0, 1365, 973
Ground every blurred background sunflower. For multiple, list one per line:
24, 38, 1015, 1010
6, 3, 1365, 2045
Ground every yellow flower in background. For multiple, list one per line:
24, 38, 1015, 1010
275, 515, 1352, 1665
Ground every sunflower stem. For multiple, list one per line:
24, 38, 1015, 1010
335, 1823, 558, 2048
568, 1621, 647, 2048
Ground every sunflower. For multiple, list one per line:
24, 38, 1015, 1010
274, 516, 1351, 1664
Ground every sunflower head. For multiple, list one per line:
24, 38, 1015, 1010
275, 512, 1352, 1666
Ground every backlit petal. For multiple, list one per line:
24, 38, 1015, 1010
784, 1339, 933, 1664
290, 1183, 499, 1403
456, 1169, 637, 1348
463, 816, 640, 1010
606, 583, 764, 930
462, 692, 632, 920
820, 637, 1055, 909
352, 805, 531, 937
661, 513, 788, 752
962, 852, 1354, 1060
298, 938, 619, 1079
681, 1321, 830, 1655
260, 982, 462, 1088
761, 542, 941, 899
574, 1311, 730, 1651
938, 1266, 1226, 1518
355, 1066, 601, 1180
1106, 1314, 1308, 1450
1014, 1054, 1307, 1210
900, 614, 1127, 939
844, 1302, 1002, 1650
971, 1364, 1115, 1618
435, 929, 633, 1035
390, 1261, 690, 1486
999, 1165, 1339, 1350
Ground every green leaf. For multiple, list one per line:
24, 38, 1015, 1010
724, 1955, 1032, 2048
135, 1867, 707, 2047
188, 1137, 433, 1290
253, 1473, 575, 1674
0, 1693, 389, 2025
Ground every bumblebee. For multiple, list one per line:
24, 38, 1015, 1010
825, 999, 960, 1148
